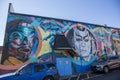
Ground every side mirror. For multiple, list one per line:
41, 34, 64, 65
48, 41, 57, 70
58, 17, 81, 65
15, 72, 20, 76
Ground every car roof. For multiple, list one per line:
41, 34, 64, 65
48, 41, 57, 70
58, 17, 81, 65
27, 62, 55, 66
109, 55, 120, 58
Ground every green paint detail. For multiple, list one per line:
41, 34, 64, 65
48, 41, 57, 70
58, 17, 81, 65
31, 20, 40, 28
29, 55, 38, 63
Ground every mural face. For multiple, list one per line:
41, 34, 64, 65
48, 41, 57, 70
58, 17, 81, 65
0, 13, 120, 75
113, 39, 120, 54
66, 24, 97, 72
73, 24, 92, 61
112, 29, 120, 55
1, 19, 39, 66
8, 22, 35, 61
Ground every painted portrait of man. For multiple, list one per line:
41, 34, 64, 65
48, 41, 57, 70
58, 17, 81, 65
73, 25, 91, 61
1, 19, 38, 65
66, 23, 97, 62
66, 23, 97, 72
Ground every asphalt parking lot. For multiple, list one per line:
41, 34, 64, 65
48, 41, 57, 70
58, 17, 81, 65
61, 69, 120, 80
86, 70, 120, 80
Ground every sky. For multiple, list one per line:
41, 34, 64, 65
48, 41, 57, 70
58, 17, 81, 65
0, 0, 120, 46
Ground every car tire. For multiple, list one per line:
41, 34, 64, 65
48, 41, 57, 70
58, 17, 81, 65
103, 66, 109, 73
43, 76, 54, 80
92, 70, 97, 73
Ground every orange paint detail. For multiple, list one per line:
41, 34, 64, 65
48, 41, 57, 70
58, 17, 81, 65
35, 28, 42, 57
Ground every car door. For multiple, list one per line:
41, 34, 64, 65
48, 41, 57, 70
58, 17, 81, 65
16, 65, 33, 80
32, 64, 46, 80
108, 56, 119, 69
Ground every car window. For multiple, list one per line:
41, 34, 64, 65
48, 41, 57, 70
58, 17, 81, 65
34, 64, 45, 72
98, 57, 107, 62
109, 56, 119, 60
47, 64, 56, 70
19, 65, 32, 75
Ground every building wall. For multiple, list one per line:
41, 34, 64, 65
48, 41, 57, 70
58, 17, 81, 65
0, 46, 2, 64
0, 13, 120, 74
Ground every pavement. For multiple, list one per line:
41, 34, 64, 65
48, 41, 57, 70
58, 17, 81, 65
86, 70, 120, 80
61, 69, 120, 80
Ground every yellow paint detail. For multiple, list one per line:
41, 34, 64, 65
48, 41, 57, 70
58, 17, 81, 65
8, 57, 23, 65
3, 56, 23, 65
3, 60, 13, 65
37, 28, 51, 57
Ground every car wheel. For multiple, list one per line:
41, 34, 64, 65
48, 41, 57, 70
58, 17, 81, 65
103, 66, 109, 73
43, 76, 54, 80
93, 70, 97, 73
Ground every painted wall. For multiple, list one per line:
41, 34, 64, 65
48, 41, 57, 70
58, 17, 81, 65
0, 13, 120, 75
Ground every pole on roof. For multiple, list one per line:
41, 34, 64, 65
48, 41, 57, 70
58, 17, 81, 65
8, 3, 14, 13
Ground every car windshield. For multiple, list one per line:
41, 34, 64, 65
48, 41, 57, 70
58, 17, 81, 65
47, 64, 56, 70
108, 56, 119, 60
15, 64, 27, 74
98, 57, 107, 62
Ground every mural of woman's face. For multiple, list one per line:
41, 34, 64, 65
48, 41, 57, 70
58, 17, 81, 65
8, 23, 36, 61
74, 26, 91, 57
112, 30, 120, 55
112, 38, 120, 55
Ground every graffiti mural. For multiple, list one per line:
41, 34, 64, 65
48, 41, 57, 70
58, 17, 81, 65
0, 13, 120, 75
66, 24, 97, 72
2, 20, 38, 64
111, 29, 120, 55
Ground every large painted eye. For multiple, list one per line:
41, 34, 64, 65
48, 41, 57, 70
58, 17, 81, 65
76, 38, 82, 41
84, 38, 89, 42
83, 33, 89, 42
9, 32, 23, 42
113, 40, 116, 43
84, 36, 89, 42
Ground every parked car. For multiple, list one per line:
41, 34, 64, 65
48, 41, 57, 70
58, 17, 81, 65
0, 62, 60, 80
91, 55, 120, 73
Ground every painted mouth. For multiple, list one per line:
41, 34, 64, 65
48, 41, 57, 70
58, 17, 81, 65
18, 47, 31, 53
